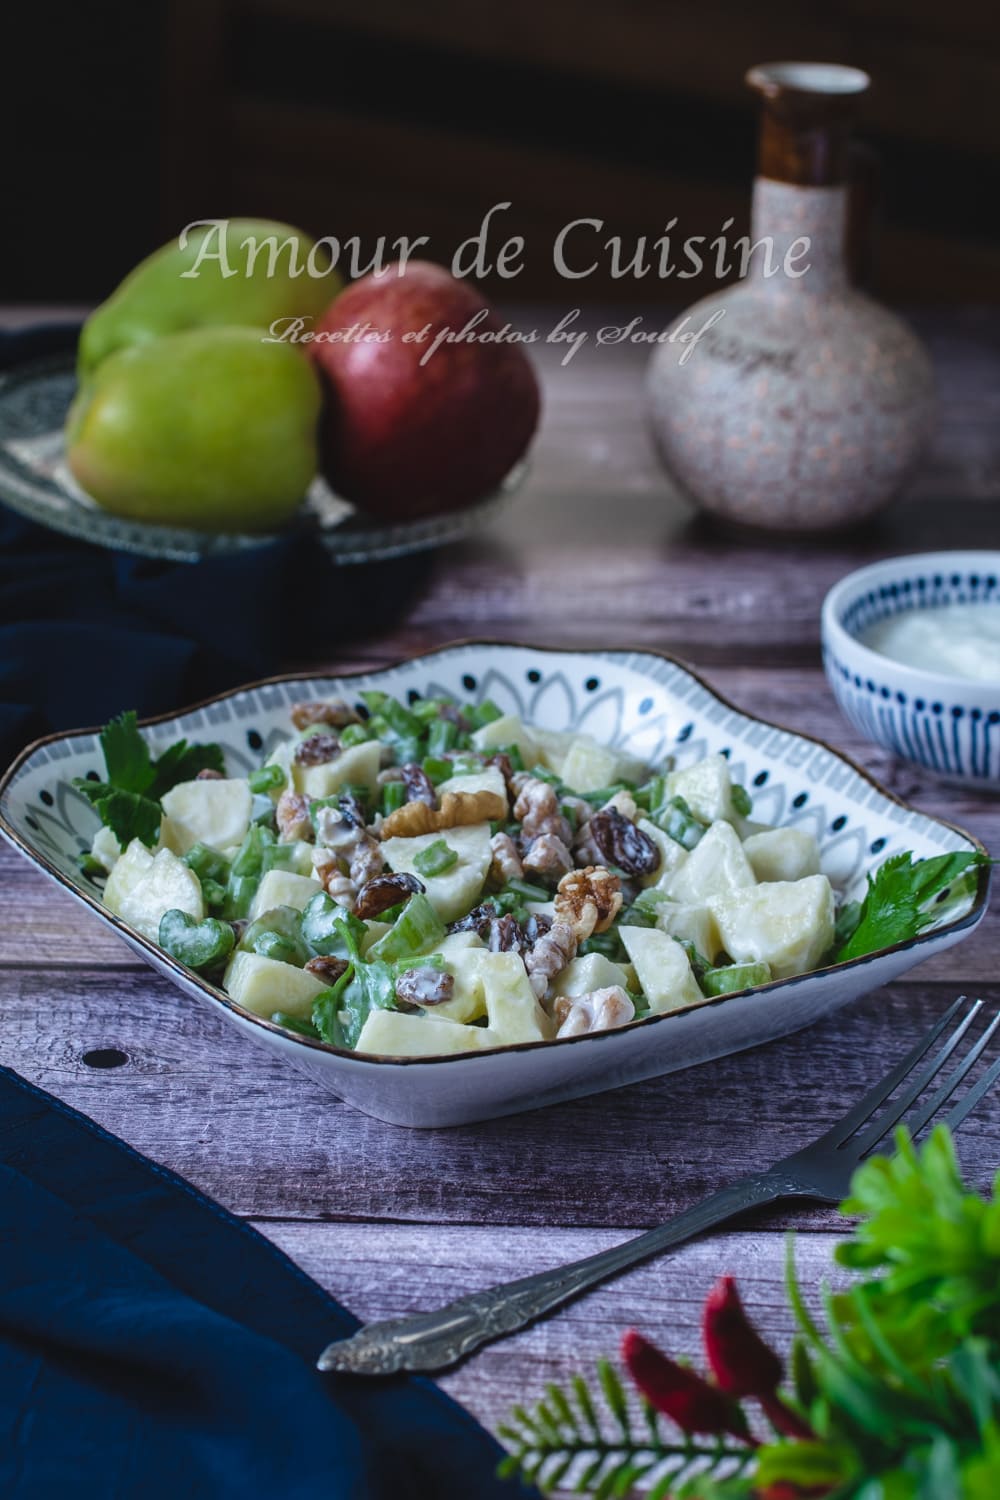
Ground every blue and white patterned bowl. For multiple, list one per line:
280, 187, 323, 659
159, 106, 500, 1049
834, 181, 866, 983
0, 643, 990, 1127
822, 552, 1000, 788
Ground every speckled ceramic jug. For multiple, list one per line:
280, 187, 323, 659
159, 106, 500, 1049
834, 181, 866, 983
647, 63, 934, 532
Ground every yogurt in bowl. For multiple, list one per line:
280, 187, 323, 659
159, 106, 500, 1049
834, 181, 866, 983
822, 551, 1000, 786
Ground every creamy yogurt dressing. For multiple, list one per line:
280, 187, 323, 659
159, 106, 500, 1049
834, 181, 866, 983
862, 604, 1000, 683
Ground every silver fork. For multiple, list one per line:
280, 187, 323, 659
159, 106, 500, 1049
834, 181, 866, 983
318, 996, 999, 1376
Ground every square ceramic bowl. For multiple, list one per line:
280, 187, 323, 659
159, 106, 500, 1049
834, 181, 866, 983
822, 551, 1000, 786
0, 643, 990, 1127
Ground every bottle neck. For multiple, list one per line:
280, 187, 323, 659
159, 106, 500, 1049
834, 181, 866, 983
748, 176, 849, 294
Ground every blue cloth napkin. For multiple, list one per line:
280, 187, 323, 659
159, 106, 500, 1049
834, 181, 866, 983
0, 323, 426, 767
0, 1064, 537, 1499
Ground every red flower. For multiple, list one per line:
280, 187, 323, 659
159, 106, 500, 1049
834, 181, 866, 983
703, 1276, 783, 1398
620, 1329, 751, 1441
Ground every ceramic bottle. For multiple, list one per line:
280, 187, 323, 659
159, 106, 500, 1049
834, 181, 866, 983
646, 63, 934, 532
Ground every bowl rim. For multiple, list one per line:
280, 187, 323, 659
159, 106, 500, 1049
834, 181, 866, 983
0, 639, 990, 1070
821, 550, 1000, 701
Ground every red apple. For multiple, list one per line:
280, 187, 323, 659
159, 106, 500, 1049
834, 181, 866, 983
309, 261, 540, 519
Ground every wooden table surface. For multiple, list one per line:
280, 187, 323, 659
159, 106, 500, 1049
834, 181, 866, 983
2, 306, 1000, 1477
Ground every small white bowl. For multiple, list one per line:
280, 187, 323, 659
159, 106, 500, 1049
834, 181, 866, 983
822, 551, 1000, 786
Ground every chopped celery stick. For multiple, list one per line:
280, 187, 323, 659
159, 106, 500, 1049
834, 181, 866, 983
231, 824, 275, 878
503, 877, 551, 903
701, 959, 771, 996
426, 719, 458, 755
184, 842, 230, 884
201, 878, 226, 909
497, 743, 525, 771
159, 909, 235, 971
223, 874, 259, 920
654, 795, 706, 850
381, 781, 406, 816
254, 931, 301, 965
249, 764, 286, 794
634, 775, 665, 813
731, 784, 753, 818
423, 756, 453, 785
411, 696, 449, 723
578, 932, 620, 958
468, 699, 504, 729
368, 892, 446, 963
620, 904, 658, 928
338, 722, 371, 748
414, 839, 459, 877
577, 781, 631, 805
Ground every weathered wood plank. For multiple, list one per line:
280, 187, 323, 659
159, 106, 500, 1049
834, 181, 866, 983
251, 1221, 843, 1447
2, 968, 996, 1227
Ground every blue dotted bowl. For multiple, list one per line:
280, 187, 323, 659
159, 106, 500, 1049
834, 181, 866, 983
822, 551, 1000, 787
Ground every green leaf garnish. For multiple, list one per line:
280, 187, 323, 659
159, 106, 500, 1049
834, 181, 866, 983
832, 850, 989, 964
72, 710, 224, 848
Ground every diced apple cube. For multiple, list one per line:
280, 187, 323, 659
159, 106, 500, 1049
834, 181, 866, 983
299, 740, 382, 799
264, 738, 298, 798
666, 755, 736, 825
381, 821, 493, 923
479, 951, 553, 1043
529, 726, 576, 775
471, 713, 537, 765
409, 931, 488, 1022
361, 920, 392, 954
559, 735, 620, 794
90, 824, 122, 873
104, 840, 204, 942
354, 1010, 502, 1057
709, 874, 835, 980
619, 926, 703, 1014
667, 821, 756, 905
160, 777, 253, 855
249, 869, 322, 920
743, 829, 821, 884
655, 902, 720, 962
223, 950, 328, 1018
636, 817, 688, 890
551, 951, 631, 999
437, 764, 508, 812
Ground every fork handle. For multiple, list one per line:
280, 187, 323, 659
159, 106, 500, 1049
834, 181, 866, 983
317, 1172, 794, 1375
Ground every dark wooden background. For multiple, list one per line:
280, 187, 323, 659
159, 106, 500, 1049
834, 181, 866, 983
6, 0, 1000, 302
1, 304, 998, 1482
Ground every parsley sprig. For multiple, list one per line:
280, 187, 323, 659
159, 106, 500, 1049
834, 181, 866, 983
832, 849, 990, 964
73, 710, 225, 848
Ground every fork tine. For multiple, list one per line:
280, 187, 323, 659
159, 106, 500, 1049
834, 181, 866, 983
849, 999, 984, 1156
902, 1010, 1000, 1140
943, 1052, 1000, 1134
825, 995, 972, 1148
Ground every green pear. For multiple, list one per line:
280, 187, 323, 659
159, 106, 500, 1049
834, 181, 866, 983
78, 218, 340, 377
66, 327, 322, 531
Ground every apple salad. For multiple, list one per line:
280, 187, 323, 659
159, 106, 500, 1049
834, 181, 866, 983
78, 698, 986, 1058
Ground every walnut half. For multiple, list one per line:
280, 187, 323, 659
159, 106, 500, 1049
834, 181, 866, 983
379, 787, 506, 839
554, 986, 635, 1038
554, 865, 623, 940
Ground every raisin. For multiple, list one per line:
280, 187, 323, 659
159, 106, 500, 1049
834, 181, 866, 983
401, 762, 436, 806
395, 967, 455, 1008
305, 955, 350, 985
588, 807, 661, 877
354, 871, 425, 920
294, 733, 341, 766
